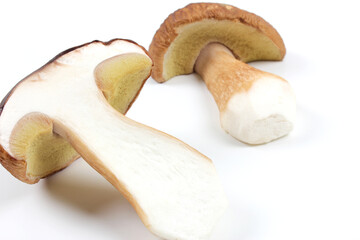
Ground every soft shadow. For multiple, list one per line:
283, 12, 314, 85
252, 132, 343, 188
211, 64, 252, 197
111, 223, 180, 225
44, 162, 157, 240
45, 173, 125, 214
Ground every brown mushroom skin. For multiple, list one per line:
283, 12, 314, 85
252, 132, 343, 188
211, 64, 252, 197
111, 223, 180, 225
0, 144, 41, 184
194, 43, 262, 112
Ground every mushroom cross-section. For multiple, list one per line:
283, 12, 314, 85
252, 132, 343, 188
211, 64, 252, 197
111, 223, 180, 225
0, 39, 227, 240
149, 3, 296, 144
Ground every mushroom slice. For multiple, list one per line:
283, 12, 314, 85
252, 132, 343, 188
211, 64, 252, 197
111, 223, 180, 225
149, 3, 296, 144
0, 39, 227, 240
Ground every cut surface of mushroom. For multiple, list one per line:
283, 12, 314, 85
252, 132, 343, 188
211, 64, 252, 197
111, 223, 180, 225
0, 39, 151, 183
149, 3, 296, 144
0, 39, 227, 240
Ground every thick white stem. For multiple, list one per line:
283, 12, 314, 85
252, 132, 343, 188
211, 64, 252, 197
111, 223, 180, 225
53, 94, 227, 240
195, 43, 296, 144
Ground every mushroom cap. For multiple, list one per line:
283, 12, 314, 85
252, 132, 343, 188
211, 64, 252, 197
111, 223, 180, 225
0, 39, 152, 184
149, 2, 286, 82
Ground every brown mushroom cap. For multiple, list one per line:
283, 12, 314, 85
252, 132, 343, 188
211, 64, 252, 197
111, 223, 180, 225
149, 2, 286, 82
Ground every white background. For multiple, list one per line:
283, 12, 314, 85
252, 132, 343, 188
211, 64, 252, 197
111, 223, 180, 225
1, 0, 360, 239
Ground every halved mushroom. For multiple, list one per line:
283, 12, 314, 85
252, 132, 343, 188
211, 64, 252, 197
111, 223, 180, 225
0, 39, 227, 240
149, 3, 296, 144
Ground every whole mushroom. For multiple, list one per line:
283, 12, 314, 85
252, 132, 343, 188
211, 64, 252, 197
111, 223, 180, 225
149, 2, 296, 144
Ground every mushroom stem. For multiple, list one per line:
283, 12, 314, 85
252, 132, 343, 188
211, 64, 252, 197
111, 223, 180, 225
51, 97, 226, 239
195, 43, 258, 111
195, 43, 296, 144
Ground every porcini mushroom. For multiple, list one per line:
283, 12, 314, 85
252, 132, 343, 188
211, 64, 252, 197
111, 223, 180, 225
0, 39, 227, 239
149, 3, 296, 144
